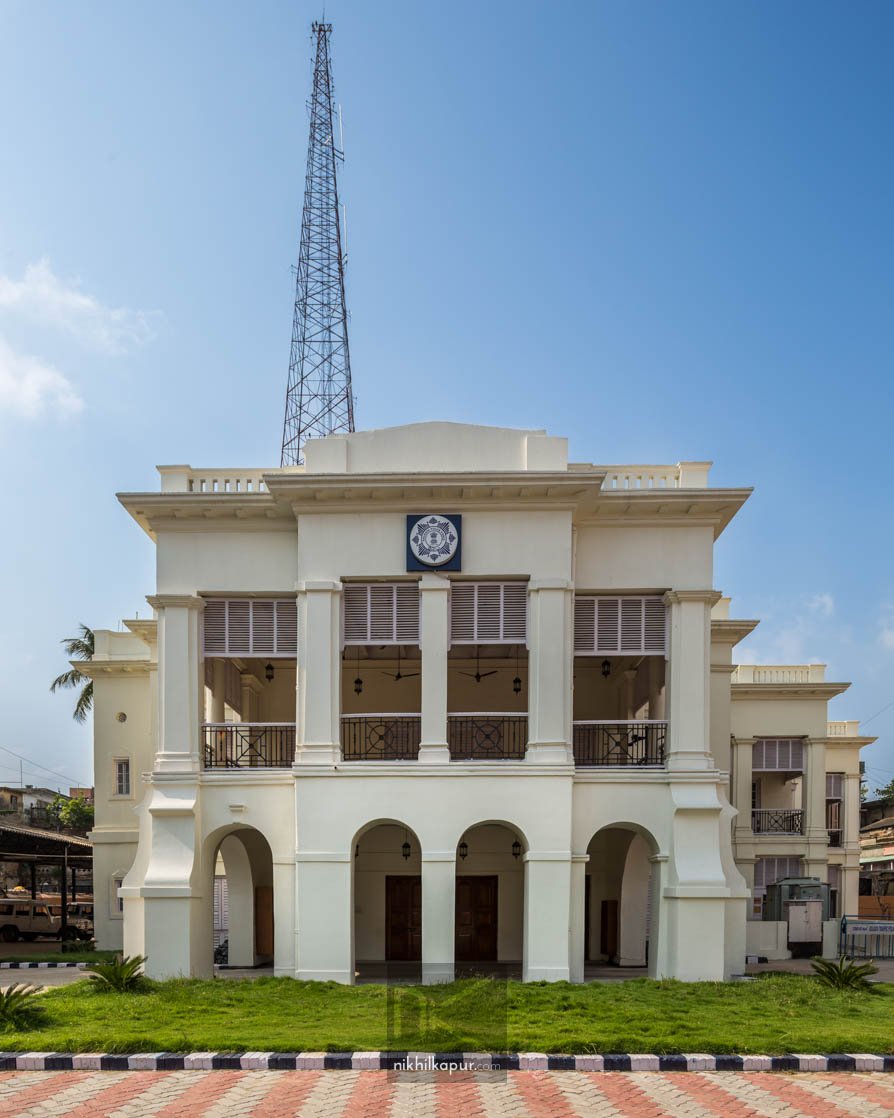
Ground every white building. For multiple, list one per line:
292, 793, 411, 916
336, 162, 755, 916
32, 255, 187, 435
85, 422, 869, 981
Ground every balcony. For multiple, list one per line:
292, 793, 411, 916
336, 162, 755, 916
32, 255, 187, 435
448, 714, 527, 760
202, 723, 295, 769
828, 830, 843, 847
572, 721, 666, 767
341, 715, 421, 761
751, 809, 804, 835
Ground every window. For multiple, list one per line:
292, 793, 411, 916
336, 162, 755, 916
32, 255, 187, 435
343, 583, 420, 644
14, 906, 29, 917
0, 904, 12, 916
9, 796, 17, 808
114, 759, 131, 797
751, 780, 761, 810
574, 596, 666, 655
827, 865, 841, 918
450, 582, 527, 643
203, 599, 298, 656
751, 856, 804, 920
752, 739, 805, 772
113, 876, 124, 916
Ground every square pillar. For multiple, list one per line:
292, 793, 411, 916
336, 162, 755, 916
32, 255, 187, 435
568, 854, 589, 983
663, 590, 721, 771
421, 852, 455, 983
273, 858, 296, 977
804, 737, 828, 874
147, 595, 205, 774
295, 581, 342, 764
419, 575, 450, 763
732, 738, 755, 843
295, 853, 353, 982
522, 853, 571, 981
526, 580, 574, 764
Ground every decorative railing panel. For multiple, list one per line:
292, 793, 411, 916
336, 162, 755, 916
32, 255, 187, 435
202, 723, 295, 769
341, 715, 421, 761
448, 714, 528, 761
751, 809, 804, 835
572, 721, 666, 766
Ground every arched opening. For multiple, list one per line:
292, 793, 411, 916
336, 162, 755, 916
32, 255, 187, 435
353, 820, 421, 982
585, 824, 659, 978
455, 822, 525, 978
208, 827, 274, 970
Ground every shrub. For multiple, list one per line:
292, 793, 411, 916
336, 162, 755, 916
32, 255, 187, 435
811, 955, 879, 992
0, 984, 42, 1030
86, 954, 148, 992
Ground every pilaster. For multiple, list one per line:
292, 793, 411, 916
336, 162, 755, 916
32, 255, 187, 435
147, 595, 204, 775
664, 590, 721, 772
526, 580, 573, 764
295, 581, 342, 764
418, 575, 450, 763
421, 851, 455, 983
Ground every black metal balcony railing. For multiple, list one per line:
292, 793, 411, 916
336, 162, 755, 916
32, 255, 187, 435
751, 808, 804, 835
202, 723, 295, 769
341, 715, 421, 761
448, 714, 528, 760
572, 721, 666, 766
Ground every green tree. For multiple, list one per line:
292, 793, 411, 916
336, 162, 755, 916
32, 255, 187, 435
49, 625, 94, 723
872, 778, 894, 805
48, 795, 94, 832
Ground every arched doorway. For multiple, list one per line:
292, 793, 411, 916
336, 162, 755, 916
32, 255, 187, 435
208, 828, 274, 969
585, 825, 658, 976
353, 820, 421, 982
455, 822, 525, 978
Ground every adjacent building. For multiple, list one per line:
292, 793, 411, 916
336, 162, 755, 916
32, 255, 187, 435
86, 422, 869, 979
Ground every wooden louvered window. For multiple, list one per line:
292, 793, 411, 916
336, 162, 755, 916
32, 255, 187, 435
342, 583, 420, 645
752, 738, 805, 772
450, 582, 527, 644
573, 596, 666, 655
203, 599, 298, 656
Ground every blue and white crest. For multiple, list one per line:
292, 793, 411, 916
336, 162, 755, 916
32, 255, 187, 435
407, 514, 462, 570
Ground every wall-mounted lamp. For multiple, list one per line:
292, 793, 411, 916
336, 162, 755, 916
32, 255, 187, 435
512, 647, 522, 695
512, 838, 521, 860
354, 843, 360, 860
458, 840, 468, 861
354, 648, 363, 695
401, 830, 411, 861
601, 659, 612, 679
265, 662, 275, 683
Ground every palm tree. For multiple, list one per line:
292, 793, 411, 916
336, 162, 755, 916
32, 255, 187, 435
50, 624, 94, 723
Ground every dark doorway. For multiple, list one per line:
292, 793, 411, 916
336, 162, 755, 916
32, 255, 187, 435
385, 876, 421, 961
585, 875, 592, 961
600, 898, 619, 964
456, 875, 498, 962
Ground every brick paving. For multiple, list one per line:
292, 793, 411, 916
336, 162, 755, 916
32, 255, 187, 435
0, 1070, 891, 1116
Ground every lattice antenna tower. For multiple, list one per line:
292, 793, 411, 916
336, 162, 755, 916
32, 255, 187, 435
280, 21, 355, 466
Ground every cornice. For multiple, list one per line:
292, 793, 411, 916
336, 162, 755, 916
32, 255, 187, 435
146, 595, 205, 611
711, 619, 760, 645
77, 660, 153, 678
665, 589, 722, 606
731, 682, 850, 700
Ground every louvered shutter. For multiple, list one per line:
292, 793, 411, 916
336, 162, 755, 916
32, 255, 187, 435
203, 599, 298, 656
574, 597, 596, 652
449, 583, 528, 643
826, 773, 844, 799
752, 739, 805, 772
341, 584, 420, 645
574, 596, 665, 655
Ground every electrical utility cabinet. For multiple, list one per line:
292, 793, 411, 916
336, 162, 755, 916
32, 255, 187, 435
763, 877, 829, 957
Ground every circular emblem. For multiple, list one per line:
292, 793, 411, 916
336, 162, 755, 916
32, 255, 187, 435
409, 515, 459, 567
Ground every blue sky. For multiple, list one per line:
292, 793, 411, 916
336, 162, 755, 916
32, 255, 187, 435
1, 0, 892, 793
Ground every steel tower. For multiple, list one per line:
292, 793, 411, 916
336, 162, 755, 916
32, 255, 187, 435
280, 22, 355, 466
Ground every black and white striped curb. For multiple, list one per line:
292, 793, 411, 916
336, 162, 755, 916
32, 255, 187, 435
0, 962, 86, 969
2, 1051, 893, 1072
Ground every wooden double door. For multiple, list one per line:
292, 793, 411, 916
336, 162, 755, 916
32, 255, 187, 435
384, 875, 499, 963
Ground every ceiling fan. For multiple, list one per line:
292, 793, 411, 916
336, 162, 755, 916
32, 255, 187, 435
379, 648, 420, 681
460, 649, 498, 683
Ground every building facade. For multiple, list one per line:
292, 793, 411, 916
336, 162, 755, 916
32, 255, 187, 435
86, 422, 867, 979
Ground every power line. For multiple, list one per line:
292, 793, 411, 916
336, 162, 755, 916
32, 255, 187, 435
862, 697, 894, 729
0, 746, 88, 790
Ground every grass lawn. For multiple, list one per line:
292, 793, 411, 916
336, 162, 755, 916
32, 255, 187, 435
3, 974, 893, 1054
0, 950, 118, 965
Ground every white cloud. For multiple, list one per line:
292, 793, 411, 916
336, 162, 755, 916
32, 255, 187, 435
808, 592, 835, 617
0, 337, 83, 419
0, 259, 159, 354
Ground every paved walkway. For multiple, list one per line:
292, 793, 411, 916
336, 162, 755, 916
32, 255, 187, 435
0, 1070, 892, 1116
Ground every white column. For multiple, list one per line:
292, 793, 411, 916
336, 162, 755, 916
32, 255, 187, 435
211, 659, 226, 722
219, 835, 254, 966
295, 581, 342, 764
804, 737, 828, 877
523, 853, 571, 981
419, 575, 450, 762
147, 595, 205, 774
732, 738, 755, 844
422, 852, 455, 983
663, 590, 720, 771
526, 580, 574, 764
568, 854, 589, 983
295, 853, 353, 982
